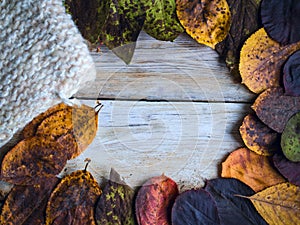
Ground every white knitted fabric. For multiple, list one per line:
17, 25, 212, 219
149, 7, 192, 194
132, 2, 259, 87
0, 0, 96, 147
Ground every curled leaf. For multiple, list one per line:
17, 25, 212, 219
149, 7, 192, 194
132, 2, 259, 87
239, 114, 279, 156
247, 183, 300, 225
204, 178, 267, 225
171, 189, 220, 225
1, 137, 68, 185
46, 169, 101, 225
283, 50, 300, 96
221, 148, 285, 192
252, 87, 300, 133
176, 0, 231, 49
239, 28, 300, 93
95, 168, 135, 225
135, 174, 178, 225
261, 0, 300, 45
0, 177, 59, 225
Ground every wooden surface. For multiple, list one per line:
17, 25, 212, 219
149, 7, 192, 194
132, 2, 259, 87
69, 32, 255, 190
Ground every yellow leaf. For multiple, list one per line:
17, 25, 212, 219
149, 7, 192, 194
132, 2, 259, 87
248, 183, 300, 225
176, 0, 231, 49
239, 28, 300, 93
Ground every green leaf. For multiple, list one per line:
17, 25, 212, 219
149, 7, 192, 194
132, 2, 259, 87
143, 0, 184, 41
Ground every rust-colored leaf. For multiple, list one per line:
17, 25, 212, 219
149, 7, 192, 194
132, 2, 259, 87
246, 183, 300, 225
239, 114, 279, 156
0, 177, 59, 225
135, 174, 179, 225
45, 168, 101, 225
221, 147, 286, 192
1, 137, 68, 185
176, 0, 231, 49
239, 28, 300, 93
21, 103, 70, 139
36, 103, 99, 159
252, 87, 300, 133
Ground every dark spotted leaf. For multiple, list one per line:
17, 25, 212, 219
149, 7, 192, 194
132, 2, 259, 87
64, 0, 110, 44
0, 177, 59, 225
283, 50, 300, 97
215, 0, 261, 80
143, 0, 184, 41
1, 137, 68, 185
100, 0, 145, 64
252, 87, 300, 133
135, 174, 179, 225
273, 153, 300, 186
45, 169, 101, 225
171, 189, 220, 225
95, 168, 135, 225
176, 0, 231, 49
261, 0, 300, 45
204, 178, 268, 225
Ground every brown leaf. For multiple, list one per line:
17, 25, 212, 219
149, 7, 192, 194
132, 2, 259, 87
239, 28, 300, 93
36, 103, 99, 159
176, 0, 231, 49
0, 177, 59, 225
135, 174, 179, 225
239, 114, 279, 156
45, 169, 101, 225
247, 182, 300, 225
252, 87, 300, 133
221, 147, 286, 192
1, 137, 68, 185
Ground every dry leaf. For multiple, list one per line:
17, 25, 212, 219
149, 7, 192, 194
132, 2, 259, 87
283, 50, 300, 97
221, 147, 286, 192
239, 114, 279, 156
246, 182, 300, 225
45, 168, 101, 225
176, 0, 231, 49
239, 28, 300, 93
1, 137, 68, 185
252, 87, 300, 133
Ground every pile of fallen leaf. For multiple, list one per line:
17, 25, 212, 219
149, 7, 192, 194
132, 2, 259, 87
0, 0, 300, 224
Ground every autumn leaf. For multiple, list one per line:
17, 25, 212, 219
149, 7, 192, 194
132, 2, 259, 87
64, 0, 109, 44
135, 174, 179, 225
176, 0, 231, 49
95, 168, 135, 225
215, 0, 261, 79
252, 87, 300, 133
171, 189, 220, 225
273, 153, 300, 186
239, 114, 279, 156
246, 183, 300, 225
283, 50, 300, 97
0, 177, 59, 225
261, 0, 300, 45
239, 28, 300, 93
1, 137, 68, 185
100, 0, 145, 64
204, 178, 267, 225
142, 0, 184, 41
221, 148, 285, 192
45, 168, 101, 225
35, 103, 99, 159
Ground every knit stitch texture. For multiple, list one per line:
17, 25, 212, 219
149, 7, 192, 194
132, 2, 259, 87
0, 0, 96, 147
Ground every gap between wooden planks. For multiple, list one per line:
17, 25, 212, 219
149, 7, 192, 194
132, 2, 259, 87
69, 32, 255, 190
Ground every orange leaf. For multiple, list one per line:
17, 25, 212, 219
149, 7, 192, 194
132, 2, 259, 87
239, 114, 279, 156
221, 147, 285, 192
247, 183, 300, 225
239, 28, 300, 93
176, 0, 231, 49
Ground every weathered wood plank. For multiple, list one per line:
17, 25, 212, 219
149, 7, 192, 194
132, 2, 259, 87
65, 100, 251, 190
75, 31, 255, 103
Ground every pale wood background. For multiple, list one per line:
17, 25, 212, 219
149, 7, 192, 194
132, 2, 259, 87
66, 31, 255, 190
